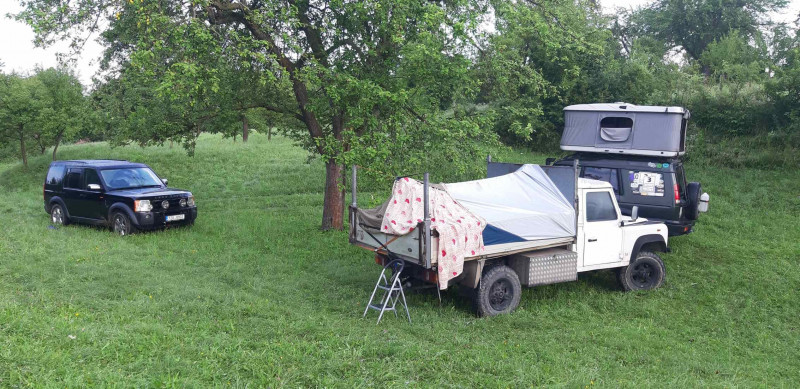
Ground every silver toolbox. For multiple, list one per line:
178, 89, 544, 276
510, 248, 578, 287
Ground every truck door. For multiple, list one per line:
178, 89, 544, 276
581, 190, 623, 267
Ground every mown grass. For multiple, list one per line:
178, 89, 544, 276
0, 133, 798, 387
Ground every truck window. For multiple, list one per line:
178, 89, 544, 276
583, 167, 619, 194
586, 192, 617, 222
64, 169, 82, 189
46, 165, 65, 185
84, 169, 102, 188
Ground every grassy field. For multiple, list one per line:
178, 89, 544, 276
0, 134, 798, 387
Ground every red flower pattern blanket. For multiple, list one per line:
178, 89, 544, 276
380, 177, 486, 289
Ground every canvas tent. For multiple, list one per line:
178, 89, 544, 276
444, 164, 576, 246
561, 103, 690, 157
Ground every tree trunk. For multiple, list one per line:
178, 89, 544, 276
321, 160, 344, 230
19, 128, 28, 168
52, 130, 64, 161
267, 125, 272, 140
35, 135, 45, 155
242, 114, 249, 142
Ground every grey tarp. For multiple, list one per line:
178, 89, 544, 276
561, 103, 688, 157
444, 164, 576, 242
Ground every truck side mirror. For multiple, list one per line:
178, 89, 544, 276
630, 206, 639, 222
161, 178, 168, 186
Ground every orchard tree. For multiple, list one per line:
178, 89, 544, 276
0, 73, 45, 167
34, 68, 89, 160
16, 0, 489, 230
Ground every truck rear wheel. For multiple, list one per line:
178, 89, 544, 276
618, 251, 665, 291
474, 265, 522, 317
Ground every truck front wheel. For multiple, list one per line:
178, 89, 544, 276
474, 265, 522, 317
618, 251, 665, 291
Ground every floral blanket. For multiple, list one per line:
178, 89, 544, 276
380, 177, 486, 289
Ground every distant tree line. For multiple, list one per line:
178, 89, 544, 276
5, 0, 799, 229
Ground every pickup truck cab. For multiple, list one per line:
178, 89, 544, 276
44, 160, 197, 235
350, 164, 670, 317
469, 178, 669, 316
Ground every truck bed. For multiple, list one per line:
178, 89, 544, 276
350, 218, 575, 268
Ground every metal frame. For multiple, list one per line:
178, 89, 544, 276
351, 166, 433, 269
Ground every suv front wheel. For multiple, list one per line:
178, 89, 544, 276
111, 211, 137, 236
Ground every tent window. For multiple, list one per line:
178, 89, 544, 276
599, 117, 633, 142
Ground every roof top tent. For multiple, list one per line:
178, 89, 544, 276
560, 103, 690, 157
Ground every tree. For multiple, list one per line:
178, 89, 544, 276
628, 0, 787, 72
16, 0, 488, 230
0, 73, 44, 167
34, 68, 89, 160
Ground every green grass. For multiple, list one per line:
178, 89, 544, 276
1, 134, 798, 387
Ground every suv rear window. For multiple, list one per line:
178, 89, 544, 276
46, 165, 65, 186
674, 165, 686, 200
583, 167, 619, 194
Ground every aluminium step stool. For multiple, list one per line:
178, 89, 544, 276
363, 258, 411, 324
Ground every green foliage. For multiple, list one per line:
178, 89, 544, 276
627, 0, 787, 61
0, 68, 90, 165
700, 31, 769, 82
474, 0, 612, 149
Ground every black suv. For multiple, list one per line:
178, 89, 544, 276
550, 153, 703, 236
44, 160, 197, 235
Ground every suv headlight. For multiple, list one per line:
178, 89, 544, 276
187, 196, 195, 207
134, 199, 153, 212
179, 198, 187, 207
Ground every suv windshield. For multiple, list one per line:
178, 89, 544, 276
101, 168, 163, 190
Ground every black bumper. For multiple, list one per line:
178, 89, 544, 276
133, 207, 197, 229
663, 219, 695, 236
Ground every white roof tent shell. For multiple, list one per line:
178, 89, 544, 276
561, 103, 690, 157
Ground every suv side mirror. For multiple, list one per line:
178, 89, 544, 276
87, 184, 102, 191
545, 157, 556, 166
161, 178, 168, 186
630, 206, 639, 222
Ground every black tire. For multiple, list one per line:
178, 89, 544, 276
111, 211, 137, 236
617, 251, 665, 291
685, 182, 702, 220
474, 265, 522, 317
50, 203, 69, 226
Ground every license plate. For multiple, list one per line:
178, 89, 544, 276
166, 214, 185, 222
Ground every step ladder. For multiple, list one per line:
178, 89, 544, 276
363, 258, 411, 324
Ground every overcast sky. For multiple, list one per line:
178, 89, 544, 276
2, 0, 799, 87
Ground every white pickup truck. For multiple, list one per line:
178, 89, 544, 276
349, 161, 670, 316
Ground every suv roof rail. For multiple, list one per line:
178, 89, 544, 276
62, 159, 133, 164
